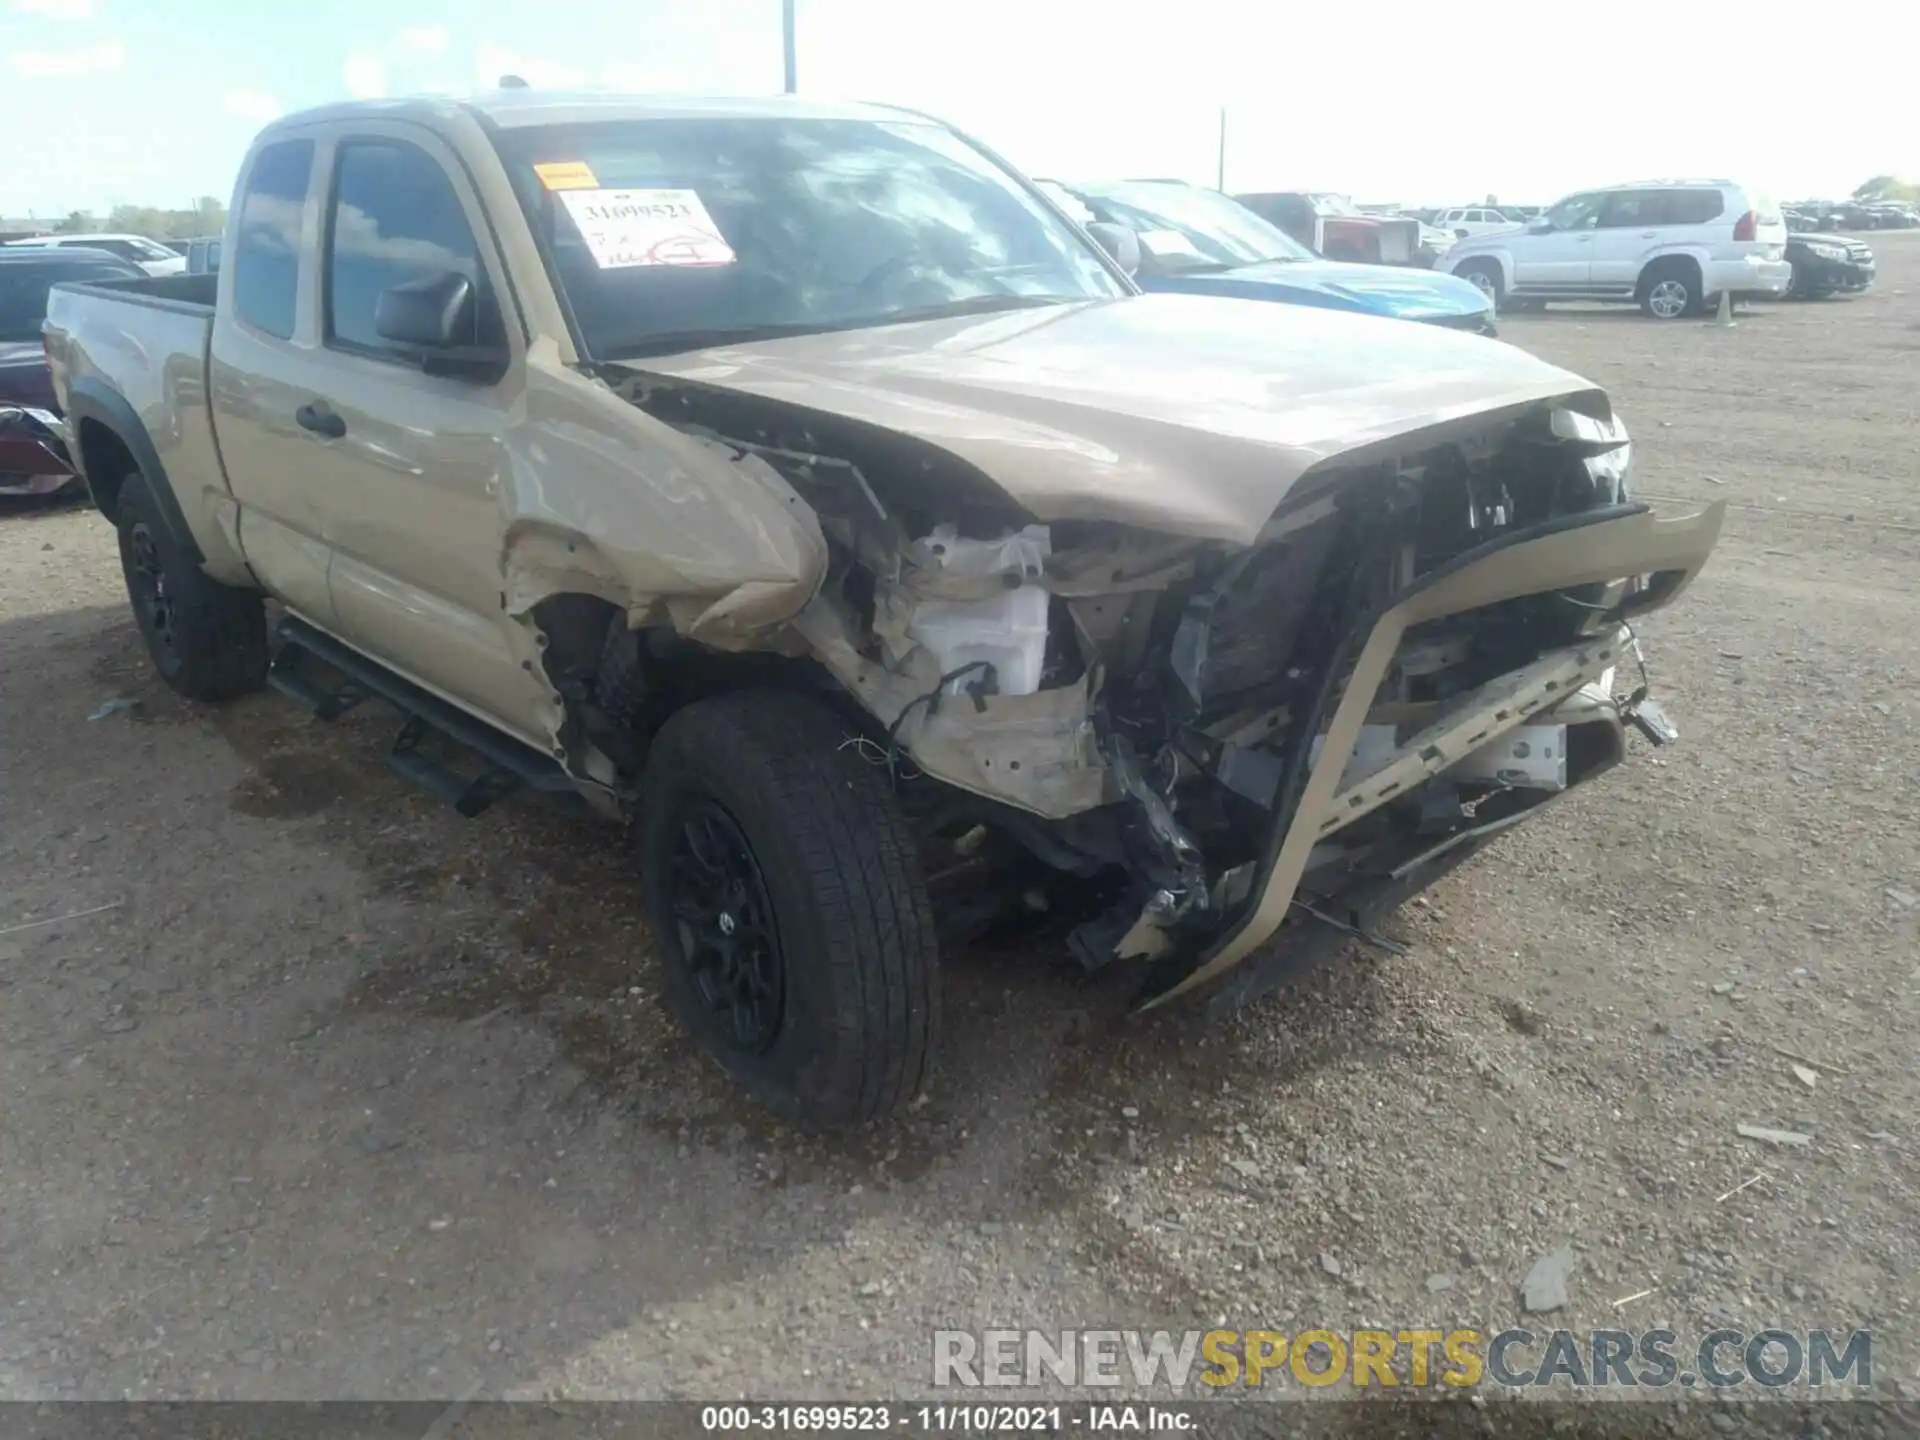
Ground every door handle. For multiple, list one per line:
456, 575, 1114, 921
295, 402, 346, 439
1639, 230, 1657, 237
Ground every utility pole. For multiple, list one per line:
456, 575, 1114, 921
783, 0, 797, 93
1216, 106, 1226, 191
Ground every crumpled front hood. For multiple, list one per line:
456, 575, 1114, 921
1144, 258, 1490, 320
619, 294, 1603, 547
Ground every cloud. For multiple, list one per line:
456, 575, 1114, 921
222, 88, 283, 123
7, 38, 124, 77
396, 24, 449, 56
8, 0, 95, 18
341, 53, 388, 99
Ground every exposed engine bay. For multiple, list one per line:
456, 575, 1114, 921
596, 370, 1721, 1008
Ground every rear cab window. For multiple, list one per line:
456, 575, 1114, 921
232, 139, 316, 339
322, 138, 505, 362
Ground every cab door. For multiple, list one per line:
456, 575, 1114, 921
1587, 189, 1665, 295
293, 124, 549, 744
1510, 192, 1602, 292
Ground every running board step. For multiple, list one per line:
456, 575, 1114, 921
269, 616, 587, 819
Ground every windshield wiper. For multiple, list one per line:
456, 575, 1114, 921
597, 294, 1078, 361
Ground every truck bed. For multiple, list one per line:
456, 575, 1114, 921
43, 269, 224, 537
54, 270, 218, 314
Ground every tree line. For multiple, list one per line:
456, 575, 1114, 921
1852, 176, 1918, 203
46, 197, 226, 240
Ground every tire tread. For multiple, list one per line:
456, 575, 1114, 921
643, 691, 937, 1124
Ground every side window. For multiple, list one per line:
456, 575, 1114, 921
1545, 192, 1604, 231
1661, 189, 1726, 225
96, 240, 141, 260
232, 140, 315, 340
1598, 190, 1662, 228
325, 139, 501, 359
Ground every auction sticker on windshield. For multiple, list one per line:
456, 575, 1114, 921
558, 188, 737, 268
533, 160, 600, 191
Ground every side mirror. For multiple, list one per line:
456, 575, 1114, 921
374, 270, 509, 381
1528, 216, 1554, 233
1085, 221, 1141, 277
375, 270, 477, 348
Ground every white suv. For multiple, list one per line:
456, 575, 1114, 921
1440, 181, 1790, 319
1434, 206, 1519, 239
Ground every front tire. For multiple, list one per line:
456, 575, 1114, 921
114, 470, 267, 700
1456, 259, 1505, 312
638, 690, 938, 1126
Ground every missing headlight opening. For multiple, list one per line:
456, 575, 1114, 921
598, 373, 1711, 1011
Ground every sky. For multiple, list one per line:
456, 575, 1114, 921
0, 0, 1910, 219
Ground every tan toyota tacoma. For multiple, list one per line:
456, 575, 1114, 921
45, 91, 1722, 1125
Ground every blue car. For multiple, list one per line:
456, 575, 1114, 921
1063, 181, 1497, 336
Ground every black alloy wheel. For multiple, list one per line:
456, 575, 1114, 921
668, 798, 785, 1054
125, 521, 179, 669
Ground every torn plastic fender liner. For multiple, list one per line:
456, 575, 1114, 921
1142, 499, 1727, 1008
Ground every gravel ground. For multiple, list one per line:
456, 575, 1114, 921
2, 236, 1915, 1428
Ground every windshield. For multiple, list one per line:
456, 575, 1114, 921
494, 116, 1128, 360
0, 261, 125, 341
1075, 183, 1313, 272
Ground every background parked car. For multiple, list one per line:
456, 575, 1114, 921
1232, 191, 1422, 266
3, 232, 185, 276
1864, 202, 1918, 229
1783, 232, 1875, 298
1440, 179, 1789, 319
1065, 180, 1496, 333
0, 245, 144, 496
1433, 206, 1521, 239
183, 235, 222, 274
1829, 203, 1884, 230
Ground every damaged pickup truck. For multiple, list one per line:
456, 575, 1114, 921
44, 91, 1723, 1125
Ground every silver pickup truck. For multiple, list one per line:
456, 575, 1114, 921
45, 90, 1722, 1125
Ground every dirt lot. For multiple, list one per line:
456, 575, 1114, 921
2, 237, 1916, 1422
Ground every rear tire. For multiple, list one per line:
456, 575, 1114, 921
1637, 260, 1702, 319
1456, 259, 1506, 312
638, 690, 939, 1126
114, 470, 267, 700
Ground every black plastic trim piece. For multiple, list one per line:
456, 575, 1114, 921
62, 377, 203, 562
273, 615, 585, 815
